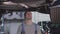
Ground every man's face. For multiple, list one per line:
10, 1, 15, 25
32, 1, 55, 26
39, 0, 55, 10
25, 12, 32, 20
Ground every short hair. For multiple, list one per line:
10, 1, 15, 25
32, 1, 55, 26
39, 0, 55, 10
24, 11, 31, 18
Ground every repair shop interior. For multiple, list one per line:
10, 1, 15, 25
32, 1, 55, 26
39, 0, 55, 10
0, 0, 60, 34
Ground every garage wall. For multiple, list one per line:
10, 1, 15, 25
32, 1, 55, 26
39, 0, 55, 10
32, 12, 51, 23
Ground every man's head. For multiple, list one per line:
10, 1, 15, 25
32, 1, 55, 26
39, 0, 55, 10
24, 11, 32, 20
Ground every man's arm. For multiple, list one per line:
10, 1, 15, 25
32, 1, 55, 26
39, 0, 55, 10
37, 25, 42, 34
